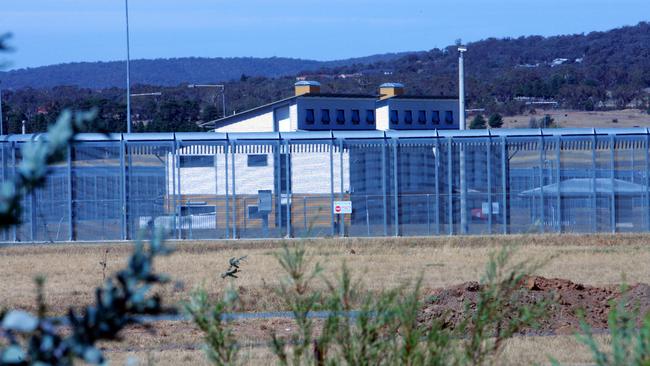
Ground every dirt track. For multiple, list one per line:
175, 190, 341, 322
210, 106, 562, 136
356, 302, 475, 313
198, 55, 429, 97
419, 276, 650, 335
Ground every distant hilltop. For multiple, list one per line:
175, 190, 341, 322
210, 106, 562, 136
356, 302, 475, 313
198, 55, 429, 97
0, 53, 418, 90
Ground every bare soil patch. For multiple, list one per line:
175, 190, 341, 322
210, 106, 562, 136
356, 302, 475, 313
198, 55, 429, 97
419, 276, 650, 335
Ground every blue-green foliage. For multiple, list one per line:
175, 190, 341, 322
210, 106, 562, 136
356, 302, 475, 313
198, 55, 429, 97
0, 110, 175, 365
0, 109, 94, 228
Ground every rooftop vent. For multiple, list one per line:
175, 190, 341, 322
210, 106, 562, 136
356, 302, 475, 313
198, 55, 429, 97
379, 82, 405, 100
295, 81, 321, 96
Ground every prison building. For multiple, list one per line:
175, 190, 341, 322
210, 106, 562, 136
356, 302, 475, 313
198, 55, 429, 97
200, 82, 460, 133
175, 82, 465, 236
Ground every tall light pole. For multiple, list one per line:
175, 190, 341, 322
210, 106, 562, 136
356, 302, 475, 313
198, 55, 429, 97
458, 46, 467, 130
125, 0, 132, 133
188, 84, 226, 118
458, 45, 468, 234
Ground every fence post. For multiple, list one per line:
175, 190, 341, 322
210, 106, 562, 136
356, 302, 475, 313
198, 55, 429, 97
392, 140, 399, 237
329, 139, 335, 236
434, 138, 440, 235
501, 136, 508, 234
286, 140, 292, 238
610, 135, 616, 233
381, 139, 388, 236
487, 136, 492, 235
67, 144, 73, 241
538, 135, 545, 233
11, 141, 16, 242
556, 136, 561, 233
119, 138, 127, 240
646, 133, 650, 232
447, 139, 453, 235
340, 139, 345, 237
231, 140, 236, 239
225, 141, 229, 239
173, 139, 180, 239
591, 134, 597, 233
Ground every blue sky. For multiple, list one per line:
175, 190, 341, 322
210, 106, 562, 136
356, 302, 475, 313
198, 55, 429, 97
2, 0, 649, 69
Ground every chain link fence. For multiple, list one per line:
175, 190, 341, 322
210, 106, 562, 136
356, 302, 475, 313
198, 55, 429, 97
2, 129, 650, 242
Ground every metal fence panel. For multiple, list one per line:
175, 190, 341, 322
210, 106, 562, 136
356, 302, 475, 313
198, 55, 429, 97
1, 130, 650, 241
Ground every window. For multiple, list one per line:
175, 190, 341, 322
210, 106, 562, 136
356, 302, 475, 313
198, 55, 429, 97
366, 110, 375, 124
336, 109, 345, 124
180, 205, 216, 216
390, 110, 399, 125
305, 109, 315, 125
321, 109, 330, 124
351, 109, 360, 124
179, 155, 213, 168
418, 110, 427, 124
445, 110, 454, 124
247, 154, 267, 167
404, 110, 413, 124
247, 205, 261, 219
431, 111, 440, 124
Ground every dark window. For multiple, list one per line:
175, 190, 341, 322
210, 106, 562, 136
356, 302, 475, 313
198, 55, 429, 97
247, 205, 261, 219
351, 109, 360, 124
321, 109, 330, 124
305, 109, 315, 125
336, 109, 345, 124
181, 205, 216, 215
247, 154, 267, 167
445, 110, 454, 124
418, 110, 427, 124
390, 110, 399, 124
179, 155, 213, 168
404, 110, 413, 124
432, 111, 440, 124
366, 110, 375, 124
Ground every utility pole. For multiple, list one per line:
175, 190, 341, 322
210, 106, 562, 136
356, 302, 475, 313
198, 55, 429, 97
458, 46, 466, 130
125, 0, 132, 133
458, 45, 468, 234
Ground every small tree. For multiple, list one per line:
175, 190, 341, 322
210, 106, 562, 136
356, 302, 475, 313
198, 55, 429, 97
470, 114, 487, 129
488, 113, 504, 128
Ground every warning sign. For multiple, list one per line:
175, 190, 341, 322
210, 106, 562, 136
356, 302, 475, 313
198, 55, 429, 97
333, 201, 352, 214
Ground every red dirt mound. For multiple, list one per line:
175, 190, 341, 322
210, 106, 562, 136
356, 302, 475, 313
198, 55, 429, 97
418, 276, 650, 335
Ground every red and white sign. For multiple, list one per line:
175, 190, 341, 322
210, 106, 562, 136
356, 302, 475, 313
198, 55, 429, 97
333, 201, 352, 214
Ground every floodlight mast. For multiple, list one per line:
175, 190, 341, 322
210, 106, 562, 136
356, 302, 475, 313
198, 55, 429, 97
125, 0, 132, 134
458, 46, 467, 130
458, 45, 468, 234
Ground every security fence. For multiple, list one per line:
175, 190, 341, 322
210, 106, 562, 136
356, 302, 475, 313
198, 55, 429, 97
2, 128, 650, 242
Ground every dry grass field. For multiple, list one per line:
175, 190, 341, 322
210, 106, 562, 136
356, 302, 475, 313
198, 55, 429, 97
503, 108, 650, 128
2, 233, 649, 364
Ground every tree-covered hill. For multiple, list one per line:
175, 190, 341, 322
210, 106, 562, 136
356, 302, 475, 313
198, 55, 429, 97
1, 22, 649, 134
0, 52, 417, 89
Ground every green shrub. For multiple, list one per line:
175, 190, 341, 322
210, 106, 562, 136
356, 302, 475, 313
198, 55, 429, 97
193, 245, 549, 366
0, 110, 175, 365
